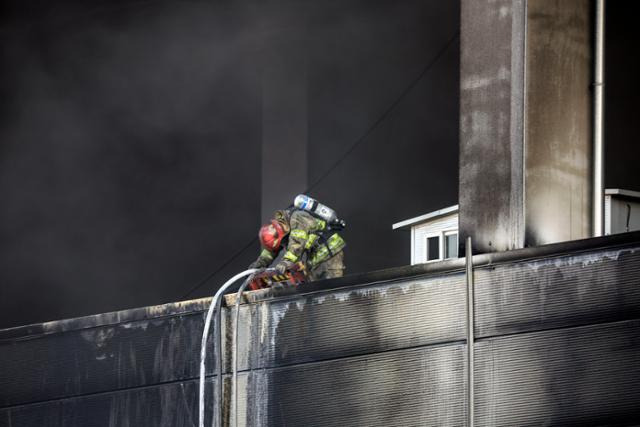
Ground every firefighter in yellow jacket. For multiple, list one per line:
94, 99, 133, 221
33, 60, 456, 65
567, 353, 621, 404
249, 198, 346, 281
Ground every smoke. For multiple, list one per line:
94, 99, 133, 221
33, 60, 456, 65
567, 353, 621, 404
306, 0, 460, 271
0, 1, 265, 327
0, 0, 460, 328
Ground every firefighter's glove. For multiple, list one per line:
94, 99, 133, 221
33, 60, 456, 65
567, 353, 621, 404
248, 260, 263, 270
274, 260, 294, 275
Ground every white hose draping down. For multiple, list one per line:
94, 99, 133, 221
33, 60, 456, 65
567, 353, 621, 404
199, 269, 258, 427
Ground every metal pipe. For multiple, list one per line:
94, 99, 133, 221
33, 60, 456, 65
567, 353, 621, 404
593, 0, 606, 236
465, 237, 475, 427
211, 296, 224, 427
198, 269, 259, 427
233, 273, 259, 427
213, 272, 259, 427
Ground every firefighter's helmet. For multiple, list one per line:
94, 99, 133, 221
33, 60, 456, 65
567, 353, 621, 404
259, 220, 287, 251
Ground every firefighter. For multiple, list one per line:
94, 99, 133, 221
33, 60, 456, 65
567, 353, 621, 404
248, 201, 346, 281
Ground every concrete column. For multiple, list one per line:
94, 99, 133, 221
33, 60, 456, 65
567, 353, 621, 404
261, 17, 308, 223
524, 0, 593, 246
459, 0, 593, 253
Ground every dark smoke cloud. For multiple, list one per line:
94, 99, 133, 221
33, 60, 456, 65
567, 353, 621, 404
306, 0, 460, 271
0, 1, 265, 327
2, 0, 636, 329
0, 0, 462, 328
604, 3, 640, 190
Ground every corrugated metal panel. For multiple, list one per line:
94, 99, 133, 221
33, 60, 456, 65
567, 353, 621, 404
0, 378, 214, 427
2, 233, 640, 426
227, 272, 467, 371
262, 345, 465, 427
474, 246, 640, 338
227, 241, 640, 426
475, 320, 640, 426
0, 309, 216, 407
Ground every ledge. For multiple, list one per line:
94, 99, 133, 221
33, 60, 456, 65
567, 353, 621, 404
3, 230, 639, 341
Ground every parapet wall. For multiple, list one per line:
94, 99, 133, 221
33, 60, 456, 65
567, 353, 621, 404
2, 232, 640, 426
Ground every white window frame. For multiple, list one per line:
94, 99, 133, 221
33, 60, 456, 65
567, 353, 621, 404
424, 232, 443, 263
443, 229, 459, 260
423, 228, 458, 263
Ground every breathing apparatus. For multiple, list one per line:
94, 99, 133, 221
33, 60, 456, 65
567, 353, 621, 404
293, 194, 346, 228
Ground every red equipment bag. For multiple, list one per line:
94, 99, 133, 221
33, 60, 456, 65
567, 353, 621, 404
248, 262, 307, 291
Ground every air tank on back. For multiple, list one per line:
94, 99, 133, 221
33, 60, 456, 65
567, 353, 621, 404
293, 194, 338, 224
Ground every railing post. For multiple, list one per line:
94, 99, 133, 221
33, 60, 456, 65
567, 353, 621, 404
465, 236, 475, 427
592, 0, 606, 237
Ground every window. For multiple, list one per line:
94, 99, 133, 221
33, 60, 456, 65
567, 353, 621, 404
426, 236, 440, 261
444, 232, 458, 259
423, 230, 458, 263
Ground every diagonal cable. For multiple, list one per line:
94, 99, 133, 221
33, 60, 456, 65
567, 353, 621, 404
305, 30, 459, 193
181, 238, 257, 299
181, 30, 459, 299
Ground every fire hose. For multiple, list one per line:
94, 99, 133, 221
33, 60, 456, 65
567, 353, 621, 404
198, 269, 258, 427
199, 265, 304, 427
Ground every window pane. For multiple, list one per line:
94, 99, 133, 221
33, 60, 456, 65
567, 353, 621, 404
445, 233, 458, 259
427, 236, 440, 261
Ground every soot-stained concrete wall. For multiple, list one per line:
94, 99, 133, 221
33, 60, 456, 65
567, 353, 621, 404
460, 0, 593, 253
459, 0, 527, 253
524, 0, 593, 245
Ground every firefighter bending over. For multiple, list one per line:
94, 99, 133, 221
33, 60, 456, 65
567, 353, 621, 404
249, 195, 346, 281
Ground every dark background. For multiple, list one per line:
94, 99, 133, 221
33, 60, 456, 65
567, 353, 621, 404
0, 0, 636, 328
